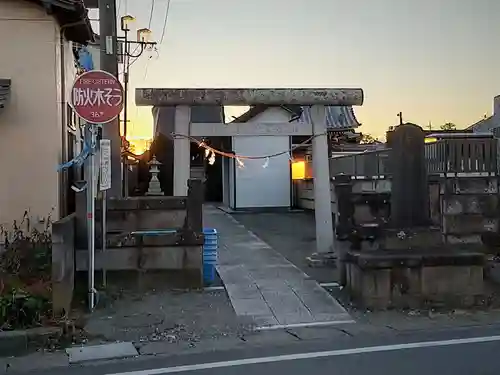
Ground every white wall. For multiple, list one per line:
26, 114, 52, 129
232, 108, 291, 209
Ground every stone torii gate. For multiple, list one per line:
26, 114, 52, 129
135, 88, 364, 255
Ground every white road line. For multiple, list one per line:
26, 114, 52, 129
104, 335, 500, 375
255, 319, 356, 331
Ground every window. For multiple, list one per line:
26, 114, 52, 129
67, 104, 77, 131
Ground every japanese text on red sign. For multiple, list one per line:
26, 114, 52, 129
72, 87, 123, 107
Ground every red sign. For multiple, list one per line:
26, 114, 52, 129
70, 70, 124, 124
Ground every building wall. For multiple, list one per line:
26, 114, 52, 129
0, 0, 72, 227
230, 107, 291, 209
470, 95, 500, 134
87, 42, 101, 70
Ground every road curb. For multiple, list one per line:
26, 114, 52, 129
0, 326, 62, 357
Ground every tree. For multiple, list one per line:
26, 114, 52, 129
360, 133, 379, 144
440, 122, 456, 131
128, 143, 137, 154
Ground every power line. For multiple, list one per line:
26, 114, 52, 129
144, 0, 171, 81
158, 0, 172, 46
148, 0, 156, 28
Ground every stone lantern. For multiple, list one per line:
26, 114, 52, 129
146, 155, 163, 196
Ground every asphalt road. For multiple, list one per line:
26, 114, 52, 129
15, 326, 500, 375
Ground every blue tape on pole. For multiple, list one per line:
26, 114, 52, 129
57, 140, 91, 171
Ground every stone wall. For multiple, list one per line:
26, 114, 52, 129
439, 176, 499, 245
74, 179, 205, 289
297, 175, 499, 246
346, 250, 484, 309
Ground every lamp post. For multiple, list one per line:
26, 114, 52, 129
119, 15, 156, 197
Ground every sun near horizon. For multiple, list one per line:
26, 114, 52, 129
126, 106, 250, 154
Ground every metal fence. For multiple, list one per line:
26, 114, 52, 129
329, 149, 390, 178
325, 138, 498, 178
425, 138, 497, 175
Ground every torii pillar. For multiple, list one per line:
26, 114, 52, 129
135, 88, 364, 255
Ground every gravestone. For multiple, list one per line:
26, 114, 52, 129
388, 123, 429, 227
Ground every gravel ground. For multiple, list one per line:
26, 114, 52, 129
232, 211, 340, 283
83, 289, 253, 347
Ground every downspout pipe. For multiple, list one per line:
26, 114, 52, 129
59, 27, 68, 218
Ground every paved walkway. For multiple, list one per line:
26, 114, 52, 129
204, 206, 353, 329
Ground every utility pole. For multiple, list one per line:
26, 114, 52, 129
397, 111, 403, 125
119, 16, 156, 197
99, 0, 122, 197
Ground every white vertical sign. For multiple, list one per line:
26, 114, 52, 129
100, 139, 112, 191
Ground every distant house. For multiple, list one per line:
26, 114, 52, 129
466, 95, 500, 134
222, 105, 361, 210
0, 0, 93, 227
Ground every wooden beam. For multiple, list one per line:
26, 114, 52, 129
190, 122, 313, 137
135, 88, 364, 106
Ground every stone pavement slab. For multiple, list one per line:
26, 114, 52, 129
204, 206, 353, 329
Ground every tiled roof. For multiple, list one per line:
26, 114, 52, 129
298, 106, 361, 130
27, 0, 93, 43
0, 79, 11, 113
232, 105, 360, 130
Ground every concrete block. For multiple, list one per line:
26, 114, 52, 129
52, 214, 76, 316
76, 246, 202, 271
0, 330, 27, 357
0, 327, 62, 358
2, 351, 69, 372
66, 342, 138, 363
444, 178, 498, 194
443, 215, 497, 234
421, 265, 483, 297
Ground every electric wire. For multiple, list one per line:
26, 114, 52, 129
144, 0, 171, 81
148, 0, 156, 28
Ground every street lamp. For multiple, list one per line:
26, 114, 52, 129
137, 28, 152, 43
120, 15, 135, 32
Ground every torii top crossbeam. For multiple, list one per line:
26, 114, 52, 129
135, 88, 364, 106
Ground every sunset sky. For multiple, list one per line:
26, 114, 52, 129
91, 0, 499, 145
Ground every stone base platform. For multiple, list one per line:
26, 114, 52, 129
345, 248, 485, 309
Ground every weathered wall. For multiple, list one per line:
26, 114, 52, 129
346, 258, 484, 309
0, 0, 75, 227
294, 178, 391, 231
297, 175, 498, 246
74, 180, 205, 288
51, 213, 76, 317
439, 177, 499, 245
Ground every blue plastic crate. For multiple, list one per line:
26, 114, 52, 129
203, 264, 216, 285
204, 256, 217, 264
202, 228, 218, 285
204, 238, 218, 245
203, 250, 217, 256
